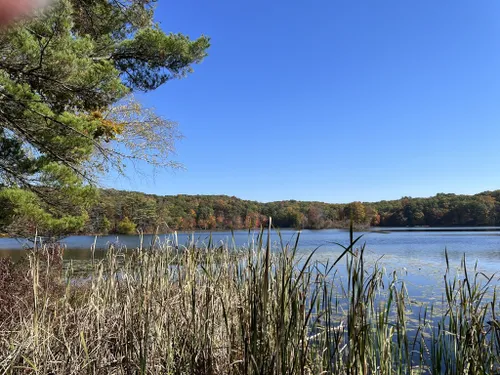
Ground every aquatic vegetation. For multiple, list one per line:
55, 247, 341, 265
0, 225, 499, 374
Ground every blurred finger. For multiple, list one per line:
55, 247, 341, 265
0, 0, 49, 25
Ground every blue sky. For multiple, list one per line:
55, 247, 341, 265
106, 0, 500, 203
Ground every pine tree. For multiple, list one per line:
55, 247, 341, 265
0, 0, 209, 237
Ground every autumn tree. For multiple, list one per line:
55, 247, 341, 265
344, 202, 366, 224
306, 206, 325, 229
0, 0, 210, 237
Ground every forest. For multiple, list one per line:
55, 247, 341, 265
3, 186, 499, 236
57, 188, 500, 234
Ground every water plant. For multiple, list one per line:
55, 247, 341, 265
0, 223, 498, 374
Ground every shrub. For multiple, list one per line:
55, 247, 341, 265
116, 217, 136, 234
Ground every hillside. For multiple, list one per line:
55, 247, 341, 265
80, 189, 500, 234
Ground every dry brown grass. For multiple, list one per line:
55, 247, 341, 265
0, 228, 499, 374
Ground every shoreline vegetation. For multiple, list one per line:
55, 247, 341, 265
76, 188, 500, 235
1, 226, 499, 374
4, 188, 500, 238
34, 188, 500, 234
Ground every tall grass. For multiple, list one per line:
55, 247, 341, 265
0, 224, 499, 374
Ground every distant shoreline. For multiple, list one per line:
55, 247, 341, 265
4, 225, 500, 240
370, 226, 500, 232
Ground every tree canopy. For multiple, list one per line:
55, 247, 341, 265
75, 189, 500, 234
0, 0, 210, 237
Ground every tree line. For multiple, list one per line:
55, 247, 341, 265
65, 189, 500, 234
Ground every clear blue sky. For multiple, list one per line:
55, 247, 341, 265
106, 0, 500, 203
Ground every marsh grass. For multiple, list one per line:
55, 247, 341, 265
0, 224, 499, 374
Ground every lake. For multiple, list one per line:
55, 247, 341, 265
1, 228, 499, 321
2, 227, 500, 274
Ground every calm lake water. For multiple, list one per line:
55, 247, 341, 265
2, 228, 500, 272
